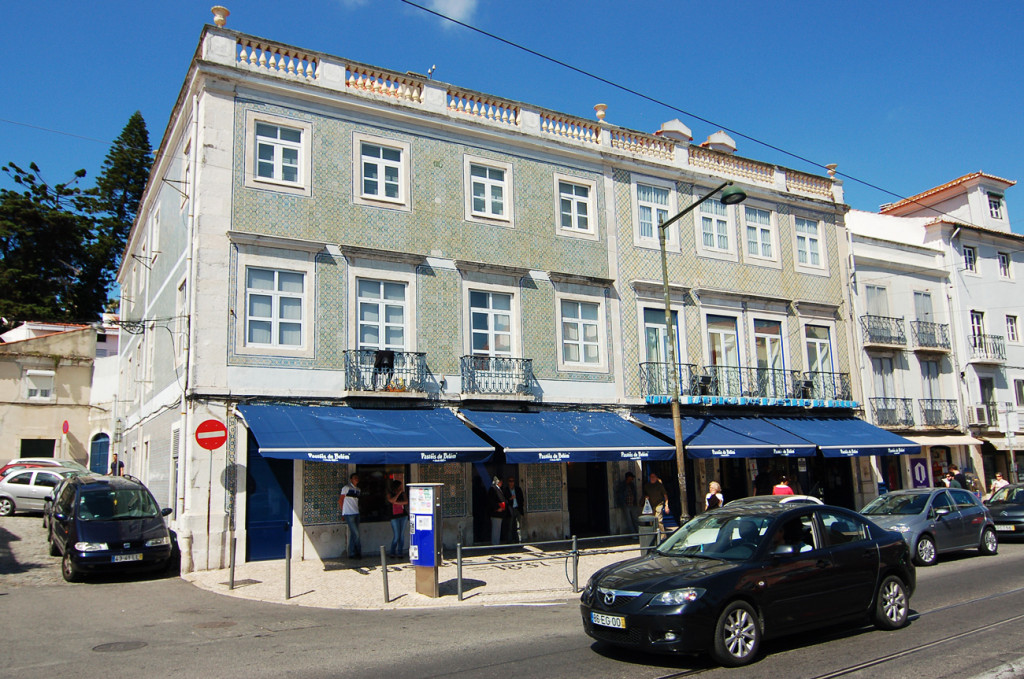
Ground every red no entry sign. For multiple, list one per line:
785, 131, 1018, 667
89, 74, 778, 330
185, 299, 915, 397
195, 419, 228, 450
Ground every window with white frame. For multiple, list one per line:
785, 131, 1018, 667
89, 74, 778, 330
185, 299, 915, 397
744, 206, 774, 259
465, 157, 513, 223
999, 252, 1011, 279
557, 177, 595, 235
560, 299, 602, 367
989, 193, 1003, 219
1008, 315, 1019, 343
643, 307, 679, 364
794, 217, 822, 267
753, 319, 783, 370
963, 245, 977, 273
245, 267, 305, 348
25, 370, 55, 401
469, 290, 512, 356
970, 310, 985, 338
1015, 379, 1024, 407
700, 198, 731, 252
805, 325, 833, 374
354, 134, 410, 209
244, 111, 311, 196
637, 183, 670, 240
357, 279, 407, 351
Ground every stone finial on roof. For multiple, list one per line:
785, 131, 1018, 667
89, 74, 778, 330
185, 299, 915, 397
703, 130, 736, 154
211, 6, 230, 27
656, 119, 692, 143
594, 103, 607, 122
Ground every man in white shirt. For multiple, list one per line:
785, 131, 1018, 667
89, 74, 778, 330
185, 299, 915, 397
339, 473, 362, 559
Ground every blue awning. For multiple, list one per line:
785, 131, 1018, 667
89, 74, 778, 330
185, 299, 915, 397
765, 416, 920, 457
459, 410, 675, 463
236, 405, 495, 464
633, 414, 817, 458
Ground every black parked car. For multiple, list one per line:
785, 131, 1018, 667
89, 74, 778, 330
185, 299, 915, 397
47, 474, 174, 582
580, 503, 914, 666
985, 484, 1024, 536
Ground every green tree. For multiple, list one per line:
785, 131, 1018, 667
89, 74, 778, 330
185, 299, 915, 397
0, 163, 106, 326
91, 111, 153, 275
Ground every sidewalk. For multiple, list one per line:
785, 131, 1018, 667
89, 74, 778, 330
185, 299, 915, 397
185, 543, 643, 611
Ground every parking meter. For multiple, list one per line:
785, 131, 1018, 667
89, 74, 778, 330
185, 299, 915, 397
408, 483, 442, 597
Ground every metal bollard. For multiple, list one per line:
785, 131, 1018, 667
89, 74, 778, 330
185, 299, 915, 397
457, 543, 463, 601
284, 543, 291, 600
571, 535, 579, 593
229, 537, 236, 590
380, 546, 390, 603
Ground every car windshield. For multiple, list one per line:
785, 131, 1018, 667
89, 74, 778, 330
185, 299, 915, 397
656, 513, 772, 561
990, 486, 1024, 504
862, 493, 929, 516
77, 489, 160, 520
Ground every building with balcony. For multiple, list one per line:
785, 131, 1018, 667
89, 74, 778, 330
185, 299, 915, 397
118, 16, 917, 572
847, 172, 1024, 493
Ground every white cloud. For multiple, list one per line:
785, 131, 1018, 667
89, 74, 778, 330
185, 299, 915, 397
427, 0, 479, 25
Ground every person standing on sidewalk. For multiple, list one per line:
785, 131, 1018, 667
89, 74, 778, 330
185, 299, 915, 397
109, 452, 124, 476
617, 472, 640, 535
339, 473, 362, 559
386, 477, 408, 558
488, 476, 507, 545
643, 472, 668, 541
504, 476, 525, 543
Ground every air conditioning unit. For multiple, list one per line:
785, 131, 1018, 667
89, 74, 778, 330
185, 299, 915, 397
967, 405, 989, 427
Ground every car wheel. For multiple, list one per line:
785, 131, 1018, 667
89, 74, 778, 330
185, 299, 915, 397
0, 497, 15, 516
979, 527, 998, 556
61, 550, 82, 583
711, 600, 761, 667
872, 575, 909, 630
914, 535, 937, 566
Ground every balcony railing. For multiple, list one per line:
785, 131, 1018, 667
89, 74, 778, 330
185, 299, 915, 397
870, 397, 915, 428
344, 350, 428, 393
699, 366, 793, 400
860, 315, 907, 346
638, 362, 700, 399
793, 371, 854, 401
919, 399, 960, 428
460, 356, 533, 396
969, 334, 1006, 362
910, 321, 951, 351
702, 365, 743, 398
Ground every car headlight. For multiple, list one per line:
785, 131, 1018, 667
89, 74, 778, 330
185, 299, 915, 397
650, 588, 706, 606
74, 542, 108, 552
146, 536, 170, 547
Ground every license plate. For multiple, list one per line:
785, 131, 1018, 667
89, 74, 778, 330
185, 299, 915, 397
112, 553, 143, 563
591, 612, 626, 629
995, 524, 1015, 532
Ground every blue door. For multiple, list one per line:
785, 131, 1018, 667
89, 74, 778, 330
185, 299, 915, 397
89, 434, 110, 474
246, 444, 293, 562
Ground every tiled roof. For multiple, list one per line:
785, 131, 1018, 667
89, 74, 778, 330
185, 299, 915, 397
880, 172, 1016, 214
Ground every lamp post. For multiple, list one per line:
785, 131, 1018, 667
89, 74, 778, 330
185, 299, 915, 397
657, 181, 746, 521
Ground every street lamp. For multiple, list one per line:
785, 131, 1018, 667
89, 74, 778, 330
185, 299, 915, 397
657, 181, 746, 521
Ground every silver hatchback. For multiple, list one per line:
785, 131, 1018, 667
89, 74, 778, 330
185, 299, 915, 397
0, 468, 83, 516
861, 488, 998, 566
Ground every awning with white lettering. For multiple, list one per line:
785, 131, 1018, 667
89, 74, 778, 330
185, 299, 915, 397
765, 416, 920, 457
236, 404, 495, 464
633, 414, 817, 458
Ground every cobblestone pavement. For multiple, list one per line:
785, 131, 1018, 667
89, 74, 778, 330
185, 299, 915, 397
0, 514, 66, 587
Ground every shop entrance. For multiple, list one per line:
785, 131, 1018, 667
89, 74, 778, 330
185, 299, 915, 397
567, 462, 609, 537
245, 442, 293, 562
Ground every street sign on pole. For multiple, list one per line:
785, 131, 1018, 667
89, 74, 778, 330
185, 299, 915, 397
195, 419, 228, 450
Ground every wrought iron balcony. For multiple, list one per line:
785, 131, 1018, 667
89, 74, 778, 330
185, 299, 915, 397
860, 315, 907, 346
344, 350, 428, 393
737, 366, 791, 399
969, 334, 1006, 363
701, 365, 744, 398
638, 362, 700, 399
919, 399, 960, 428
870, 397, 915, 428
793, 371, 853, 401
910, 320, 951, 351
460, 355, 533, 395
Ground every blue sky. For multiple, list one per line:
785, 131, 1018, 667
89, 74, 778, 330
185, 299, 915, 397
2, 0, 1022, 231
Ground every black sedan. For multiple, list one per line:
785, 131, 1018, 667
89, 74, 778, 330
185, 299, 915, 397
580, 503, 914, 666
986, 484, 1024, 536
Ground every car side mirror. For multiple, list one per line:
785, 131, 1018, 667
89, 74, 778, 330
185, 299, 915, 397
935, 507, 951, 517
772, 544, 795, 556
54, 511, 67, 522
45, 494, 54, 502
161, 507, 173, 517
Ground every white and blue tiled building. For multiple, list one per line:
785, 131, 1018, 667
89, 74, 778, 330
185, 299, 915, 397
116, 21, 915, 572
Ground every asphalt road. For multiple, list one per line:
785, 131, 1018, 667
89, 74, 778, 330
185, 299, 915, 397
4, 514, 1024, 678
